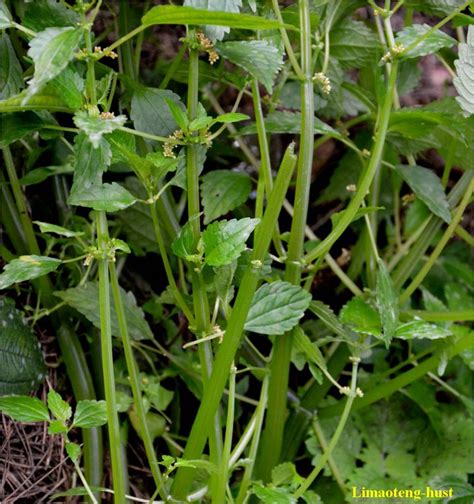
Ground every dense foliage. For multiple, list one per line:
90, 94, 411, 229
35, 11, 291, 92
0, 0, 473, 503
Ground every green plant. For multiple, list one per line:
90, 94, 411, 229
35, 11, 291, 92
0, 0, 473, 503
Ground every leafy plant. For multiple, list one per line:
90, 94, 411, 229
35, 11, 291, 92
0, 0, 473, 503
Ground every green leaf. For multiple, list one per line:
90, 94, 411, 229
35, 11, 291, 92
251, 485, 296, 504
330, 18, 380, 69
395, 164, 451, 223
45, 67, 84, 109
146, 151, 180, 182
23, 0, 80, 32
48, 419, 68, 434
0, 33, 23, 99
34, 221, 84, 238
142, 5, 288, 33
202, 217, 259, 266
330, 206, 383, 230
395, 320, 452, 340
309, 300, 349, 339
405, 0, 467, 17
47, 389, 72, 421
217, 40, 283, 94
214, 112, 249, 124
73, 399, 107, 428
454, 25, 474, 116
108, 129, 137, 165
0, 255, 62, 290
25, 27, 83, 100
69, 133, 111, 196
19, 164, 74, 186
244, 281, 312, 335
0, 395, 49, 422
201, 170, 251, 224
65, 441, 81, 462
164, 97, 188, 131
339, 297, 382, 337
73, 111, 127, 148
376, 259, 399, 347
184, 0, 242, 41
0, 112, 50, 148
239, 110, 341, 138
395, 23, 456, 59
0, 1, 12, 29
0, 88, 73, 113
69, 182, 137, 212
55, 281, 153, 341
172, 219, 201, 262
0, 297, 46, 395
131, 87, 185, 139
293, 326, 327, 371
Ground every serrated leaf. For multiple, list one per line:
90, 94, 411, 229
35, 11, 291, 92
202, 217, 259, 266
73, 111, 126, 148
184, 0, 242, 41
0, 0, 12, 29
454, 25, 474, 116
69, 133, 111, 196
239, 110, 341, 138
25, 27, 83, 101
396, 23, 456, 59
376, 260, 399, 347
0, 255, 62, 290
142, 5, 287, 33
69, 182, 137, 212
55, 282, 153, 341
271, 462, 300, 487
339, 297, 382, 337
45, 67, 84, 109
47, 389, 72, 421
293, 326, 327, 371
48, 419, 68, 434
217, 40, 283, 94
330, 18, 380, 69
201, 170, 251, 224
146, 151, 179, 182
405, 0, 467, 17
34, 221, 83, 237
23, 0, 80, 32
244, 281, 311, 335
131, 88, 185, 140
164, 97, 188, 131
395, 320, 452, 340
252, 485, 296, 504
0, 297, 46, 395
309, 300, 349, 339
73, 399, 107, 428
0, 89, 73, 113
0, 34, 23, 100
0, 396, 49, 422
395, 164, 451, 223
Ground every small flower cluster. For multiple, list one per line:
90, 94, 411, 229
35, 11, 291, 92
99, 111, 115, 120
380, 43, 405, 64
163, 129, 184, 158
313, 72, 331, 94
76, 46, 118, 61
196, 31, 219, 65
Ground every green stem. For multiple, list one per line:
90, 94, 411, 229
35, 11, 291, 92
294, 359, 360, 498
149, 202, 195, 323
305, 59, 399, 264
235, 376, 269, 504
159, 43, 186, 89
215, 364, 236, 503
318, 335, 472, 419
400, 176, 474, 303
257, 0, 314, 479
118, 0, 136, 80
96, 212, 127, 504
171, 143, 298, 500
109, 260, 166, 500
312, 419, 346, 496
